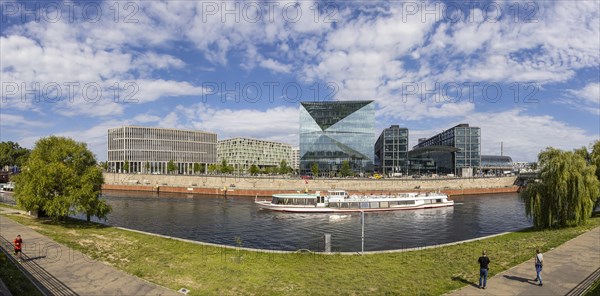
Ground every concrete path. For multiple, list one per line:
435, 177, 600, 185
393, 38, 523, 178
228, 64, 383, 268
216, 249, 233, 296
449, 227, 600, 295
0, 213, 178, 296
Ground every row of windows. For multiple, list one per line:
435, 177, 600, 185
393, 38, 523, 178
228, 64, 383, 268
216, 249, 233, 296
109, 127, 216, 143
110, 139, 216, 153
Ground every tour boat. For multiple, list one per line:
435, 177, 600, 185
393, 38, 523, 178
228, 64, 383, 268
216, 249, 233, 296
255, 190, 454, 213
0, 182, 14, 193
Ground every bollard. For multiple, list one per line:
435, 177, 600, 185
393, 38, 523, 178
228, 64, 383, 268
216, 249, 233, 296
324, 233, 331, 253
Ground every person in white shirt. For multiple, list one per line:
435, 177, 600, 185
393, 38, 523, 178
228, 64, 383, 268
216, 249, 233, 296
534, 248, 544, 286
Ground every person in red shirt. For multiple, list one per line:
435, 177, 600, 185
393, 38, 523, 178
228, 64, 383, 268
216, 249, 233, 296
13, 234, 23, 263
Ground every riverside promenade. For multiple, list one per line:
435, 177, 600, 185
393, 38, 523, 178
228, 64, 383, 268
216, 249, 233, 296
0, 210, 177, 295
448, 226, 600, 295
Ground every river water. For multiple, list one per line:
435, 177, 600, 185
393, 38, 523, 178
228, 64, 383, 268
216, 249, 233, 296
89, 190, 531, 252
1, 190, 532, 251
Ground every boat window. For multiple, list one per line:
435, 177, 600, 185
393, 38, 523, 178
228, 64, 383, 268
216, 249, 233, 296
360, 202, 369, 209
436, 199, 442, 203
370, 202, 379, 208
307, 199, 316, 205
272, 197, 279, 204
329, 202, 338, 208
349, 202, 360, 209
380, 202, 389, 208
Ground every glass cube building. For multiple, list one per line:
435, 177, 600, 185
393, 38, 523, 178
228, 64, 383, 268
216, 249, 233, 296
299, 101, 375, 175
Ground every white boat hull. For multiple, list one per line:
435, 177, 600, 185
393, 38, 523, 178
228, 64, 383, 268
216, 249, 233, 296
255, 200, 454, 213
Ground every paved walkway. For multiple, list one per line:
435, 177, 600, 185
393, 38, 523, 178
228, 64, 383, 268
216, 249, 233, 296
449, 226, 600, 295
0, 212, 178, 295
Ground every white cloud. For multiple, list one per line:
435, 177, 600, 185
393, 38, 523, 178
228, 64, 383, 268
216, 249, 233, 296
464, 109, 595, 161
0, 113, 47, 128
259, 58, 292, 73
161, 104, 300, 145
562, 82, 600, 114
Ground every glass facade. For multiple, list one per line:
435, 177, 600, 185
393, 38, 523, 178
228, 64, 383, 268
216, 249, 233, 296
414, 124, 481, 175
374, 125, 409, 176
300, 101, 375, 174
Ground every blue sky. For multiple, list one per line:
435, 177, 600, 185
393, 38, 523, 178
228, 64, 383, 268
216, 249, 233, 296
0, 0, 598, 162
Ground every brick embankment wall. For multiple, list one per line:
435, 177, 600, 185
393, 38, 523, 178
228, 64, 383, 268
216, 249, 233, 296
102, 173, 519, 197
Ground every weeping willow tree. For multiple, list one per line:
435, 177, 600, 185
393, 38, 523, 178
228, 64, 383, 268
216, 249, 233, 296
521, 147, 600, 229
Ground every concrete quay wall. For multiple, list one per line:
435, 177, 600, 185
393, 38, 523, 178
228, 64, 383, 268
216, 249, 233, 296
102, 173, 518, 197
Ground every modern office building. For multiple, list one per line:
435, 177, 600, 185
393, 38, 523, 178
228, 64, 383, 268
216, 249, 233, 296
412, 123, 481, 176
291, 147, 300, 171
374, 125, 409, 176
107, 126, 217, 174
481, 155, 513, 175
299, 100, 375, 175
217, 137, 293, 172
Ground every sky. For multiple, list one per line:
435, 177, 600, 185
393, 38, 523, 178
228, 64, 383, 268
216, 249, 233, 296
0, 0, 599, 162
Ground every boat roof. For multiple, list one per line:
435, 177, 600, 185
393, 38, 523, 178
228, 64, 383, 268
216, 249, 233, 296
272, 193, 317, 199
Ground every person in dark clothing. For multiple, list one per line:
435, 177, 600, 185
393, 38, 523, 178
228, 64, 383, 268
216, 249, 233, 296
478, 250, 490, 289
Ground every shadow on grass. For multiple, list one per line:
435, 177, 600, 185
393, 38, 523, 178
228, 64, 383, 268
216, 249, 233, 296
38, 217, 109, 230
503, 275, 539, 285
451, 276, 480, 288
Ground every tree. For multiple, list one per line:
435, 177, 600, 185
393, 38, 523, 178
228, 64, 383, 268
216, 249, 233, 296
0, 141, 30, 168
208, 164, 218, 174
193, 163, 202, 175
220, 159, 233, 174
520, 147, 599, 229
167, 160, 177, 174
340, 160, 353, 177
13, 136, 111, 221
311, 163, 319, 178
249, 164, 259, 176
123, 160, 129, 173
278, 160, 290, 175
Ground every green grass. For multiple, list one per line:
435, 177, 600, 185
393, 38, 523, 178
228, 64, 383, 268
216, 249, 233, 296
3, 214, 600, 296
585, 277, 600, 296
0, 251, 43, 295
0, 202, 19, 210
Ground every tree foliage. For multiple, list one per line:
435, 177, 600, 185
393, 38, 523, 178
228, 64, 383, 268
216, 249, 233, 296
13, 136, 111, 221
340, 160, 353, 177
208, 164, 218, 173
521, 147, 599, 229
220, 159, 233, 174
193, 163, 202, 174
311, 163, 319, 178
0, 141, 30, 168
278, 160, 291, 175
123, 160, 130, 173
167, 160, 177, 174
249, 164, 259, 176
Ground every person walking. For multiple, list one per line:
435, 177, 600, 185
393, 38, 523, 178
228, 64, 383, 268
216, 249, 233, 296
478, 250, 490, 289
534, 248, 544, 286
13, 234, 23, 263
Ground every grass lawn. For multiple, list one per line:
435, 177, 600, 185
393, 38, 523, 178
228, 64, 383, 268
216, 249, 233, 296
586, 278, 600, 296
0, 251, 43, 295
2, 213, 599, 296
0, 202, 19, 210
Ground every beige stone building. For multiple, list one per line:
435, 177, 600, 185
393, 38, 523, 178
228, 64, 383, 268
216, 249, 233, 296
107, 126, 217, 174
217, 138, 293, 172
